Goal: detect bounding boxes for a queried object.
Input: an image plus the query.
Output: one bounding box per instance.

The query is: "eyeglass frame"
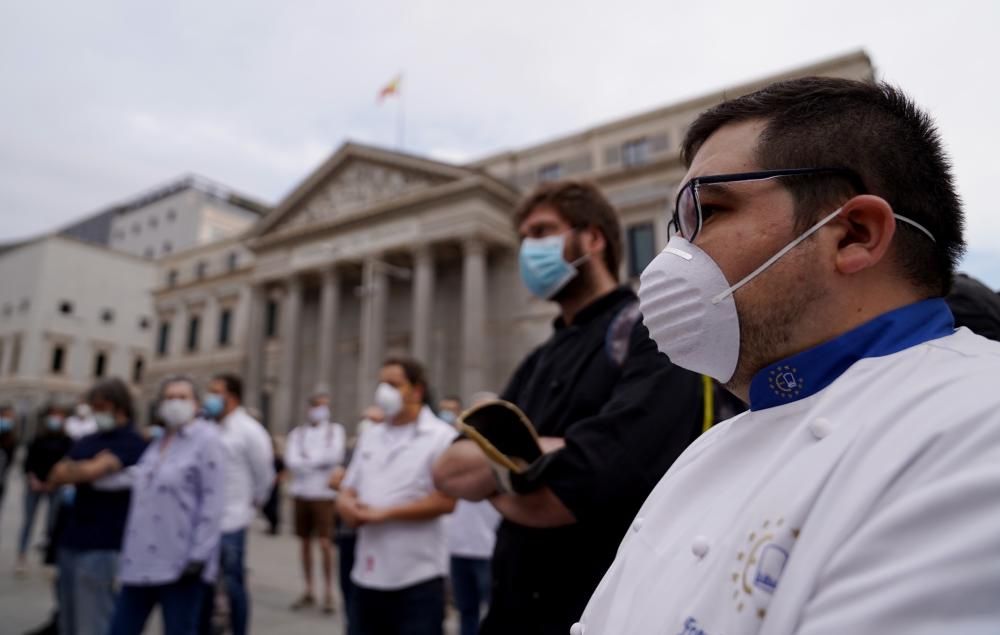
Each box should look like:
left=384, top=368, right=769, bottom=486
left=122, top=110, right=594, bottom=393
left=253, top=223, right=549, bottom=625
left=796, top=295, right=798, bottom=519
left=669, top=167, right=868, bottom=242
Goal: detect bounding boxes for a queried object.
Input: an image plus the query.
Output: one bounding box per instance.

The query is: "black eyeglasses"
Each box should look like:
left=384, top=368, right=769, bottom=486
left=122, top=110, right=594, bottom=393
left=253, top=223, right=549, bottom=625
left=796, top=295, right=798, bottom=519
left=670, top=167, right=866, bottom=241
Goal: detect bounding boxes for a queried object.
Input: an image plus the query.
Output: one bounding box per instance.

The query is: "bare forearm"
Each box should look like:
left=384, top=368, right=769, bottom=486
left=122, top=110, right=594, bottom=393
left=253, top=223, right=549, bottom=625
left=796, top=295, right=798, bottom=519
left=490, top=487, right=576, bottom=528
left=48, top=458, right=112, bottom=485
left=382, top=491, right=456, bottom=522
left=432, top=440, right=497, bottom=500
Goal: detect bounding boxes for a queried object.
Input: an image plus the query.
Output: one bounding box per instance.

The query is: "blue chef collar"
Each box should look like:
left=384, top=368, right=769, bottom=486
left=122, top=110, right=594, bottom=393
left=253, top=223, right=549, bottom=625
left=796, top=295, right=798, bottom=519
left=749, top=298, right=955, bottom=411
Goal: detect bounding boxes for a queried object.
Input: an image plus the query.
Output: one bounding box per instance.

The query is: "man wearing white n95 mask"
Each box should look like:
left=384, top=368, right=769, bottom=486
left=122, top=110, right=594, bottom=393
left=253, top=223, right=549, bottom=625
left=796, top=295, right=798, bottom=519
left=337, top=357, right=457, bottom=635
left=286, top=392, right=346, bottom=614
left=577, top=77, right=1000, bottom=635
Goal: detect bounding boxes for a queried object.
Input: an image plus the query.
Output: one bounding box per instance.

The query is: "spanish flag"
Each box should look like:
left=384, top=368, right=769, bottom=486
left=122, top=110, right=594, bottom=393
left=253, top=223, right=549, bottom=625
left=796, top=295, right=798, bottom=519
left=377, top=75, right=401, bottom=103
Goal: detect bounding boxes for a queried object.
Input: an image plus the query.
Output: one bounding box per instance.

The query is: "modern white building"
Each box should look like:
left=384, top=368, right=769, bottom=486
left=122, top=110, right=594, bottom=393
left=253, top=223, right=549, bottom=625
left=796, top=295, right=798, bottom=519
left=0, top=235, right=157, bottom=434
left=63, top=175, right=267, bottom=260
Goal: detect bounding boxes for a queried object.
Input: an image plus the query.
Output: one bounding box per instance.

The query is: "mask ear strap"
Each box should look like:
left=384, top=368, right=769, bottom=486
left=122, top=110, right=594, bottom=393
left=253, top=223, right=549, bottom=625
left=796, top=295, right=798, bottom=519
left=712, top=207, right=843, bottom=305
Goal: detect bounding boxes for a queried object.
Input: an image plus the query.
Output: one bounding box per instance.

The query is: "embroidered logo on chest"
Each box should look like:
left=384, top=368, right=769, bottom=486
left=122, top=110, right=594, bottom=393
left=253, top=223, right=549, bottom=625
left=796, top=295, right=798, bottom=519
left=730, top=517, right=800, bottom=619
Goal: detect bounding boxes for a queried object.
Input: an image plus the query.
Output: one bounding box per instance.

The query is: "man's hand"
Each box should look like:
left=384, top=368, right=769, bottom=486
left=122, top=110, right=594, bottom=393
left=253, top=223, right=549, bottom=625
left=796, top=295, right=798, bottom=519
left=28, top=474, right=49, bottom=493
left=432, top=439, right=499, bottom=501
left=336, top=490, right=365, bottom=528
left=328, top=466, right=346, bottom=491
left=94, top=450, right=123, bottom=474
left=354, top=505, right=389, bottom=526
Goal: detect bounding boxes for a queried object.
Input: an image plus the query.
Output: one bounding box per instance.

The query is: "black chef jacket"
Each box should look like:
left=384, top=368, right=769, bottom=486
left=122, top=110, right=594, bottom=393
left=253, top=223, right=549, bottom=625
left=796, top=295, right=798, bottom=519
left=480, top=286, right=704, bottom=635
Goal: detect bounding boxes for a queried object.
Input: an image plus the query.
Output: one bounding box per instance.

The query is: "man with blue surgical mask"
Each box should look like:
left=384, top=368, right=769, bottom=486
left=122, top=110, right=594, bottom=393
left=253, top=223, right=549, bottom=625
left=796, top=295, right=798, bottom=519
left=575, top=77, right=1000, bottom=634
left=199, top=374, right=274, bottom=635
left=433, top=181, right=704, bottom=635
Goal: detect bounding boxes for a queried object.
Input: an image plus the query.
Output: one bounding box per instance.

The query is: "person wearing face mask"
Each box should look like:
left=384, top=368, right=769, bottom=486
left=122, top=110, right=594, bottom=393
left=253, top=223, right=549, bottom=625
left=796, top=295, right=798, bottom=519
left=432, top=181, right=704, bottom=635
left=197, top=373, right=274, bottom=635
left=336, top=358, right=458, bottom=635
left=285, top=393, right=346, bottom=614
left=437, top=397, right=462, bottom=426
left=47, top=378, right=148, bottom=635
left=106, top=375, right=224, bottom=635
left=65, top=401, right=98, bottom=441
left=0, top=404, right=19, bottom=540
left=16, top=404, right=73, bottom=574
left=576, top=78, right=1000, bottom=634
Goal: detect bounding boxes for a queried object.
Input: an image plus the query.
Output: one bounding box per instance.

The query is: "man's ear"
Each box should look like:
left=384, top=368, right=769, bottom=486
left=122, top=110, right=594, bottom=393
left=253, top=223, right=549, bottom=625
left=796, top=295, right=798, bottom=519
left=830, top=195, right=897, bottom=276
left=580, top=225, right=606, bottom=257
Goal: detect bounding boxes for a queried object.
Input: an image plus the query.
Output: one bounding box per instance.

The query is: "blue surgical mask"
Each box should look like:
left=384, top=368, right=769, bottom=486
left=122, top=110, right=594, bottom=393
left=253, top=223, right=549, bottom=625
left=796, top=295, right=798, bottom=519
left=203, top=394, right=225, bottom=418
left=518, top=232, right=590, bottom=300
left=440, top=410, right=457, bottom=425
left=94, top=412, right=116, bottom=431
left=149, top=425, right=165, bottom=440
left=46, top=417, right=64, bottom=432
left=0, top=418, right=12, bottom=433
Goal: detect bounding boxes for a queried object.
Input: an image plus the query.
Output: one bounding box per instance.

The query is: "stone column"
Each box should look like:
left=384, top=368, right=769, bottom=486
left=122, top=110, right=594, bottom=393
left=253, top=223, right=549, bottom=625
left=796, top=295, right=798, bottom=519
left=202, top=293, right=219, bottom=352
left=171, top=303, right=188, bottom=358
left=357, top=257, right=388, bottom=413
left=242, top=284, right=266, bottom=412
left=410, top=244, right=435, bottom=365
left=277, top=276, right=303, bottom=432
left=316, top=266, right=341, bottom=395
left=461, top=238, right=488, bottom=402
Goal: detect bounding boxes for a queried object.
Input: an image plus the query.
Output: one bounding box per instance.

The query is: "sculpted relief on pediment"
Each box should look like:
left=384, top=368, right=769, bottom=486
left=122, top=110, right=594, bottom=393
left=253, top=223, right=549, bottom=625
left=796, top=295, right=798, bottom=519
left=279, top=161, right=447, bottom=232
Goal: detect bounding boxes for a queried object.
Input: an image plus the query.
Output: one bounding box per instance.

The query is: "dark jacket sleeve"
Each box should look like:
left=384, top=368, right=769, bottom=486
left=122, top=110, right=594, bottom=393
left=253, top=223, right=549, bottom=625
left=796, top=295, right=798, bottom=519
left=514, top=322, right=704, bottom=523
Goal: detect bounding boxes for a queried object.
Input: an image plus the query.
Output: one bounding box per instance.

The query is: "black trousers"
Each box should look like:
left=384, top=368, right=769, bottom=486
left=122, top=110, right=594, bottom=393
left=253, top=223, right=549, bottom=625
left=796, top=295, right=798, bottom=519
left=355, top=576, right=445, bottom=635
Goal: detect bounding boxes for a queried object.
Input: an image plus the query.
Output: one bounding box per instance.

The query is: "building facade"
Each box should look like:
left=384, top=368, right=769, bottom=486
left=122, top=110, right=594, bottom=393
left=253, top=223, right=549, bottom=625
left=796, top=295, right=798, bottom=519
left=0, top=235, right=156, bottom=435
left=145, top=51, right=875, bottom=433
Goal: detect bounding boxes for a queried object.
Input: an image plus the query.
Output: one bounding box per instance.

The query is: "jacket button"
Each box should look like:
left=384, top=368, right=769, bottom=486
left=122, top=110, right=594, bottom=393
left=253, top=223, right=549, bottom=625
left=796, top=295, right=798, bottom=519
left=810, top=418, right=833, bottom=440
left=691, top=535, right=710, bottom=558
left=632, top=516, right=644, bottom=532
left=570, top=622, right=585, bottom=635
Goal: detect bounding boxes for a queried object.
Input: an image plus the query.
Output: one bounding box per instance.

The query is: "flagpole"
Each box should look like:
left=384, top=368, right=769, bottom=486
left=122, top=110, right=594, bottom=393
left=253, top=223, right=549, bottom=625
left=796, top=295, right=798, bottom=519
left=397, top=77, right=405, bottom=150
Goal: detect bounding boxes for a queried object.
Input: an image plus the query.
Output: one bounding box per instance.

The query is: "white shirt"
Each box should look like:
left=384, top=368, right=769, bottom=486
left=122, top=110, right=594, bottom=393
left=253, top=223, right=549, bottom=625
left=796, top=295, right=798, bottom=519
left=446, top=500, right=501, bottom=559
left=65, top=415, right=97, bottom=440
left=285, top=420, right=346, bottom=500
left=217, top=407, right=275, bottom=533
left=343, top=406, right=458, bottom=590
left=579, top=313, right=1000, bottom=634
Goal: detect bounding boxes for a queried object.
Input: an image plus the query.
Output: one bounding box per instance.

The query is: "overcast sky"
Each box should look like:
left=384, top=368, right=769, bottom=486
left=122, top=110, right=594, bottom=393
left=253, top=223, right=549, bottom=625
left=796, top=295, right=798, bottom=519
left=2, top=0, right=999, bottom=285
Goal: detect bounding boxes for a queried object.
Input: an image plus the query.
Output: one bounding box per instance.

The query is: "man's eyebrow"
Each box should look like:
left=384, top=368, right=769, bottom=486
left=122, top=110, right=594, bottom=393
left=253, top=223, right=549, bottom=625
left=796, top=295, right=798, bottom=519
left=695, top=181, right=741, bottom=199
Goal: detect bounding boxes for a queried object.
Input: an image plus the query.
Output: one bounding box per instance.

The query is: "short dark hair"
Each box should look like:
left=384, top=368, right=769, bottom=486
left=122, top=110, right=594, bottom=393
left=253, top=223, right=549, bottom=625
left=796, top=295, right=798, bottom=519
left=513, top=180, right=623, bottom=278
left=158, top=374, right=201, bottom=404
left=382, top=357, right=433, bottom=406
left=213, top=373, right=243, bottom=402
left=682, top=77, right=964, bottom=295
left=86, top=377, right=135, bottom=422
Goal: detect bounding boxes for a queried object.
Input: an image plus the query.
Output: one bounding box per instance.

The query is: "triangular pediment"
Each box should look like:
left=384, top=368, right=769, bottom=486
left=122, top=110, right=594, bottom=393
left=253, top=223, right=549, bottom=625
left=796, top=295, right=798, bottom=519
left=253, top=142, right=476, bottom=238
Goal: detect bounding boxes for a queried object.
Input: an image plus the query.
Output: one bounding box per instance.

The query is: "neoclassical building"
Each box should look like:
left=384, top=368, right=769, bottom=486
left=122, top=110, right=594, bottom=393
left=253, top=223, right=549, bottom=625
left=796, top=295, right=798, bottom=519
left=145, top=51, right=874, bottom=432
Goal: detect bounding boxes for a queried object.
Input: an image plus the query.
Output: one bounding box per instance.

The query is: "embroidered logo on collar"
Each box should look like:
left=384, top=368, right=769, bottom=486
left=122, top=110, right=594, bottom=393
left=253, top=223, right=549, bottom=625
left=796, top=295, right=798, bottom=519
left=768, top=366, right=803, bottom=399
left=731, top=518, right=800, bottom=620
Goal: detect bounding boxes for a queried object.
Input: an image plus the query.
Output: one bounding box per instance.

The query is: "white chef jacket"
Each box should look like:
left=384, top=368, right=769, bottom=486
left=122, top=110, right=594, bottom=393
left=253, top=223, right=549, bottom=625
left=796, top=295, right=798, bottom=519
left=217, top=407, right=275, bottom=533
left=342, top=406, right=458, bottom=590
left=578, top=299, right=1000, bottom=635
left=447, top=500, right=501, bottom=560
left=285, top=419, right=346, bottom=500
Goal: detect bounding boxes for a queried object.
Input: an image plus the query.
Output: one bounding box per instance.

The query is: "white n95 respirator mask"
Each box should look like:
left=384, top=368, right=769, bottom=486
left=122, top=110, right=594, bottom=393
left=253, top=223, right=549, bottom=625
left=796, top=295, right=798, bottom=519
left=638, top=207, right=864, bottom=382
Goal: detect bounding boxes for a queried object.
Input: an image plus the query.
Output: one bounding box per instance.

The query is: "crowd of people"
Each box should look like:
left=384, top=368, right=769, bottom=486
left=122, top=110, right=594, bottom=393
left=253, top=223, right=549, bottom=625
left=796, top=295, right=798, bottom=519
left=2, top=75, right=1000, bottom=635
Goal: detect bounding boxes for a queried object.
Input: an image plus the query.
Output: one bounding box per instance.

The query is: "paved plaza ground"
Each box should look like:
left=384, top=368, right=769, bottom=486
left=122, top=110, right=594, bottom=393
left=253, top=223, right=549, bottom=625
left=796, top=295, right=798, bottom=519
left=0, top=461, right=460, bottom=634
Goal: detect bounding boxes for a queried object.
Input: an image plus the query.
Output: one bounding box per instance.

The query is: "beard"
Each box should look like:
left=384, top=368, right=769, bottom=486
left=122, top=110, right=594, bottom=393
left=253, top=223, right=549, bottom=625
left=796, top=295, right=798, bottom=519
left=725, top=236, right=828, bottom=392
left=550, top=232, right=594, bottom=304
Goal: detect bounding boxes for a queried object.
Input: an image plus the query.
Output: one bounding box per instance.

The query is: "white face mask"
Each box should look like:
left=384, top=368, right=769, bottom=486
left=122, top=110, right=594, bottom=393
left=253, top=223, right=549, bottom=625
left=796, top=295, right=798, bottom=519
left=308, top=405, right=330, bottom=424
left=158, top=398, right=196, bottom=429
left=374, top=383, right=403, bottom=418
left=639, top=207, right=849, bottom=382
